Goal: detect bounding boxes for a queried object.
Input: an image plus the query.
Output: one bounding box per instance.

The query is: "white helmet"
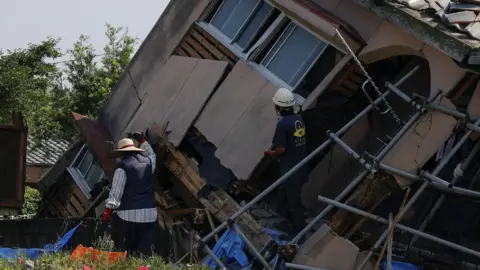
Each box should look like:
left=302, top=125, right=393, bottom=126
left=272, top=88, right=295, bottom=108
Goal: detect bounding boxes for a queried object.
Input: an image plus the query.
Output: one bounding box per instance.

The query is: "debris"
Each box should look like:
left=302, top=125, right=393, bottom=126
left=293, top=224, right=359, bottom=270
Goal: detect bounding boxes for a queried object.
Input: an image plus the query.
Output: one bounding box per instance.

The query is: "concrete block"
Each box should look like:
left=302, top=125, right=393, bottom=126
left=294, top=224, right=359, bottom=270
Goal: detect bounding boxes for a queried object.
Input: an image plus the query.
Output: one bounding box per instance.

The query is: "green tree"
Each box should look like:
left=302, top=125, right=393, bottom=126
left=0, top=24, right=137, bottom=144
left=65, top=24, right=137, bottom=119
left=0, top=39, right=63, bottom=140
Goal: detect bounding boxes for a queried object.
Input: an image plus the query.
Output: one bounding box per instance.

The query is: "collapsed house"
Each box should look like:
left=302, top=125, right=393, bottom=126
left=36, top=0, right=480, bottom=268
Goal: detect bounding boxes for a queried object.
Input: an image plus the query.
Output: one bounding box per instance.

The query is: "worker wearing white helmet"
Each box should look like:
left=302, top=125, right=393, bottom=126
left=264, top=88, right=308, bottom=235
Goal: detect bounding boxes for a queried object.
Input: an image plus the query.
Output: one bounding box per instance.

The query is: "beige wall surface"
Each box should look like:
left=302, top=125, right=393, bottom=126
left=99, top=0, right=210, bottom=141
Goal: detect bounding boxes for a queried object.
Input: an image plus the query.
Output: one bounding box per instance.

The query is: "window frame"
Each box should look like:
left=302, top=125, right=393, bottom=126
left=67, top=144, right=105, bottom=199
left=207, top=0, right=277, bottom=55
left=199, top=0, right=347, bottom=105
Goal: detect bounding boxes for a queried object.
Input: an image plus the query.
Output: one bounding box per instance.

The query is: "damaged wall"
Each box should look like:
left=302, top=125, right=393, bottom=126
left=99, top=0, right=210, bottom=141
left=195, top=61, right=278, bottom=180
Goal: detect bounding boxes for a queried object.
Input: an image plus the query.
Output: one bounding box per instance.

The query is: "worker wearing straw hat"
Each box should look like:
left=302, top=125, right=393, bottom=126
left=103, top=132, right=158, bottom=257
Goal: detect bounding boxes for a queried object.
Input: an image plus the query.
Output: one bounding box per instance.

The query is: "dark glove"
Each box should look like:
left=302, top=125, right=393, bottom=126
left=127, top=132, right=145, bottom=144
left=103, top=208, right=112, bottom=222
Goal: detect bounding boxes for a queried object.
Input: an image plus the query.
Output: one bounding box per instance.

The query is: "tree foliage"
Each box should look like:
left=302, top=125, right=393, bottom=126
left=0, top=24, right=137, bottom=142
left=22, top=186, right=41, bottom=215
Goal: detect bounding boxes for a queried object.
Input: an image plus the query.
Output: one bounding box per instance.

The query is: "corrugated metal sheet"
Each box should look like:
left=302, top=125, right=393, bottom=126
left=26, top=138, right=70, bottom=166
left=0, top=112, right=27, bottom=209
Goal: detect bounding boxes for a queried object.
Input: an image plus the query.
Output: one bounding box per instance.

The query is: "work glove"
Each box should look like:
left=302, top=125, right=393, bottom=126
left=127, top=132, right=146, bottom=145
left=264, top=149, right=273, bottom=156
left=103, top=208, right=112, bottom=222
left=454, top=163, right=463, bottom=178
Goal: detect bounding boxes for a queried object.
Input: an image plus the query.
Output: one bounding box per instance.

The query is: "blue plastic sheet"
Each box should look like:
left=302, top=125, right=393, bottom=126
left=204, top=227, right=289, bottom=270
left=381, top=261, right=423, bottom=270
left=204, top=228, right=249, bottom=270
left=0, top=224, right=80, bottom=260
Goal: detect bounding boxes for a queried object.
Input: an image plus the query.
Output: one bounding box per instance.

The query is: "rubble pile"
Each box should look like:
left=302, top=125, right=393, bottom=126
left=396, top=0, right=480, bottom=39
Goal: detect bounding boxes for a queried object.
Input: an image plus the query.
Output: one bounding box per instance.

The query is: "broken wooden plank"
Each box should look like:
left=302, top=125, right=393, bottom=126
left=151, top=122, right=273, bottom=249
left=200, top=190, right=273, bottom=249
left=152, top=123, right=207, bottom=196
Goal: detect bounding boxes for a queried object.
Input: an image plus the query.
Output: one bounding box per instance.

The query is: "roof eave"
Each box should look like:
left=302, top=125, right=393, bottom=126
left=351, top=0, right=476, bottom=63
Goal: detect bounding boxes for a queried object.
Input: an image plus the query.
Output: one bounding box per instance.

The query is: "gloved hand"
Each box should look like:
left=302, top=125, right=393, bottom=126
left=127, top=132, right=145, bottom=144
left=103, top=208, right=112, bottom=222
left=264, top=150, right=273, bottom=156
left=454, top=163, right=463, bottom=178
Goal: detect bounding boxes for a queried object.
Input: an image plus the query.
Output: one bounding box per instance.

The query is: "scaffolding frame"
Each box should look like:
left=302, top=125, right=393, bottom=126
left=195, top=66, right=480, bottom=269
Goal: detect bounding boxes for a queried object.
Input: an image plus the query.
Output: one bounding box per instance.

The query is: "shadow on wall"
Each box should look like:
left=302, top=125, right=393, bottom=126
left=301, top=55, right=431, bottom=211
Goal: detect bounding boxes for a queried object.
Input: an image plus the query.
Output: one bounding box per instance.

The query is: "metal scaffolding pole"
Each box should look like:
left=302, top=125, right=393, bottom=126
left=326, top=129, right=480, bottom=199
left=289, top=85, right=439, bottom=244
left=231, top=223, right=272, bottom=270
left=196, top=67, right=419, bottom=269
left=317, top=195, right=480, bottom=259
left=200, top=90, right=393, bottom=246
left=356, top=118, right=479, bottom=270
left=195, top=234, right=227, bottom=269
left=407, top=139, right=480, bottom=250
left=285, top=263, right=329, bottom=270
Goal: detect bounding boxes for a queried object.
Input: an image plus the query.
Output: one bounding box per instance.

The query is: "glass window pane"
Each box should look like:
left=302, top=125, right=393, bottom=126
left=210, top=0, right=238, bottom=30
left=78, top=151, right=93, bottom=177
left=85, top=163, right=103, bottom=189
left=235, top=2, right=273, bottom=49
left=211, top=0, right=258, bottom=39
left=261, top=23, right=327, bottom=87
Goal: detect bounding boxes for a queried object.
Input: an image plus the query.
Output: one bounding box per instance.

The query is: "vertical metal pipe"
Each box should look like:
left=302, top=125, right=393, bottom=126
left=290, top=91, right=441, bottom=244
left=356, top=119, right=478, bottom=269
left=195, top=234, right=227, bottom=269
left=232, top=223, right=272, bottom=270
left=317, top=195, right=480, bottom=259
left=408, top=141, right=480, bottom=249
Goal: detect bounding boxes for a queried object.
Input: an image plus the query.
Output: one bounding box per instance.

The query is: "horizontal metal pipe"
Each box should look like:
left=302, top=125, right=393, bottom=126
left=408, top=141, right=480, bottom=250
left=358, top=118, right=477, bottom=269
left=200, top=90, right=393, bottom=244
left=428, top=102, right=467, bottom=119
left=317, top=195, right=480, bottom=259
left=285, top=263, right=329, bottom=270
left=327, top=131, right=373, bottom=171
left=291, top=92, right=439, bottom=243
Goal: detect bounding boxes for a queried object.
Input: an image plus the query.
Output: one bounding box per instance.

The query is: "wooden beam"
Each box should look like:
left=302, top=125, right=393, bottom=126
left=150, top=122, right=273, bottom=249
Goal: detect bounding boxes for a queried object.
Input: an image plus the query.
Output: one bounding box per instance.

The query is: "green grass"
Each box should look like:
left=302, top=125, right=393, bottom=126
left=0, top=253, right=207, bottom=270
left=0, top=233, right=207, bottom=270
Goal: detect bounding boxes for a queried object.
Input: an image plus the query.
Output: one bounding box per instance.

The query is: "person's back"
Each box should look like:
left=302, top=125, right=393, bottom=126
left=117, top=153, right=155, bottom=211
left=275, top=114, right=308, bottom=180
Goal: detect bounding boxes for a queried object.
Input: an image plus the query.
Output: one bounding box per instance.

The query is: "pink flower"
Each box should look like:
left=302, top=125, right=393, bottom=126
left=83, top=265, right=93, bottom=270
left=138, top=266, right=149, bottom=270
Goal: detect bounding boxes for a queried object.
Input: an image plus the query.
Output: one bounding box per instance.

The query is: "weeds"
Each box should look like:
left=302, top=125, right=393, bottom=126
left=0, top=233, right=207, bottom=270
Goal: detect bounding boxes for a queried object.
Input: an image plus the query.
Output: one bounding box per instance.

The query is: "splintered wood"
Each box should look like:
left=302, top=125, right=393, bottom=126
left=150, top=123, right=272, bottom=249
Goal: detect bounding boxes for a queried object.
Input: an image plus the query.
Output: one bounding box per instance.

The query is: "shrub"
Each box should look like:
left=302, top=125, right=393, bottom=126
left=22, top=187, right=41, bottom=215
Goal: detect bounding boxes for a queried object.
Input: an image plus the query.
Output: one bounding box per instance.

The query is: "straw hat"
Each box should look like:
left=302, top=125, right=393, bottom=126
left=113, top=138, right=145, bottom=153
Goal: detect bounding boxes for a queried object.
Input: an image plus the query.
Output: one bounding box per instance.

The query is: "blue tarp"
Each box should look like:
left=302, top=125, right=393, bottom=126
left=381, top=261, right=423, bottom=270
left=204, top=227, right=288, bottom=270
left=0, top=224, right=80, bottom=260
